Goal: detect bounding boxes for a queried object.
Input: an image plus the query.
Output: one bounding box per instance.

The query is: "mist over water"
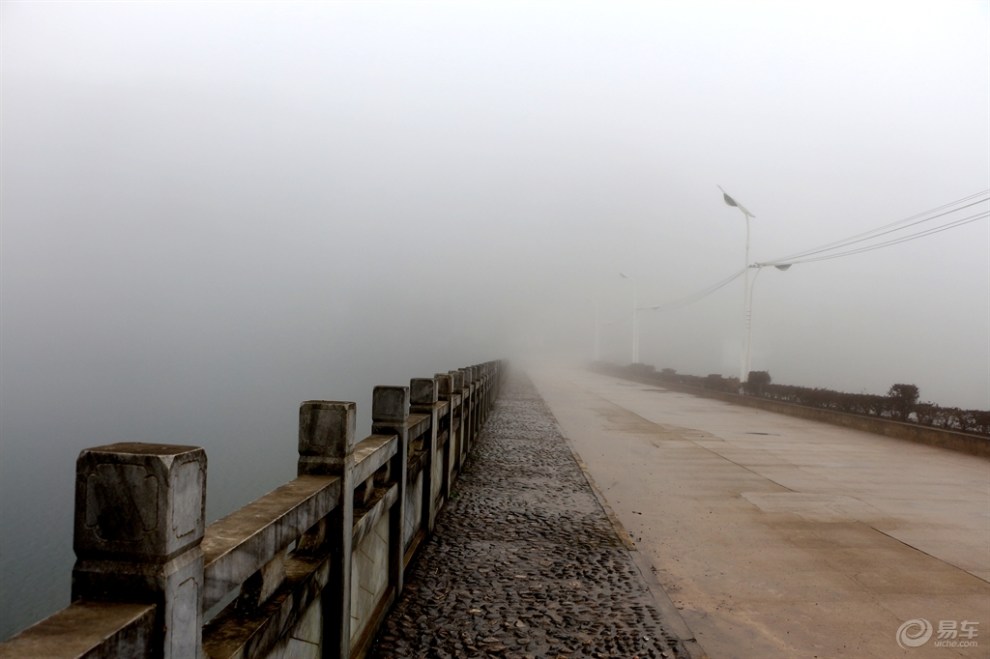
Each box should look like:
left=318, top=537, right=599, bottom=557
left=2, top=1, right=988, bottom=640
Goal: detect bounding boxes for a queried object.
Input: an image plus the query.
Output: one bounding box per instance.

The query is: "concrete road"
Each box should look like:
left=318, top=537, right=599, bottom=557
left=529, top=367, right=990, bottom=659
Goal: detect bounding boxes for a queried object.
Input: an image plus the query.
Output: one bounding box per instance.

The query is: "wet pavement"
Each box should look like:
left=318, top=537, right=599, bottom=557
left=370, top=372, right=698, bottom=659
left=529, top=367, right=990, bottom=659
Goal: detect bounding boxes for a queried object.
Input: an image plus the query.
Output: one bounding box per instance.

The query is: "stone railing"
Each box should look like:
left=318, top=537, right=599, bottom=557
left=0, top=360, right=503, bottom=659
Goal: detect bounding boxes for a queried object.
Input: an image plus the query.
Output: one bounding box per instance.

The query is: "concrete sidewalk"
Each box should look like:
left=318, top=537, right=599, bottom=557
left=371, top=371, right=703, bottom=658
left=530, top=367, right=990, bottom=659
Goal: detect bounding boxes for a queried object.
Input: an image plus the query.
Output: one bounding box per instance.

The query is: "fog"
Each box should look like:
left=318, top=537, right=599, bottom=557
left=1, top=0, right=988, bottom=638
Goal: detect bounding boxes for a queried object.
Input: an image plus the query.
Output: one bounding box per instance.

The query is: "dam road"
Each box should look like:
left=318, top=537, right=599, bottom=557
left=530, top=367, right=989, bottom=658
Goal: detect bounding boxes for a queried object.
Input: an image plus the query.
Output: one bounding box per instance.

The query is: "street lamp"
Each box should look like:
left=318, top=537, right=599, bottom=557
left=593, top=295, right=601, bottom=361
left=619, top=272, right=639, bottom=364
left=718, top=185, right=757, bottom=383
left=742, top=262, right=792, bottom=386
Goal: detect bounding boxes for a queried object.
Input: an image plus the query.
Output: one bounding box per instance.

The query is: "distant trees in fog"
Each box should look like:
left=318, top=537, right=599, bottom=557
left=887, top=384, right=920, bottom=421
left=601, top=362, right=990, bottom=436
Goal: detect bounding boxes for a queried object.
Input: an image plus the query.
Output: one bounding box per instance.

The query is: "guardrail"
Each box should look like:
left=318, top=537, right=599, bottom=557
left=0, top=360, right=503, bottom=659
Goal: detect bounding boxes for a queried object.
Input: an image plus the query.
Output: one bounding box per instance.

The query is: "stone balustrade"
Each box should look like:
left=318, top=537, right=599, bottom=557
left=0, top=360, right=503, bottom=659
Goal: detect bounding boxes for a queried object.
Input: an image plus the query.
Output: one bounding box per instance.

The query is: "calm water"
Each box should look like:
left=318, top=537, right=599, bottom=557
left=0, top=411, right=299, bottom=640
left=0, top=362, right=429, bottom=640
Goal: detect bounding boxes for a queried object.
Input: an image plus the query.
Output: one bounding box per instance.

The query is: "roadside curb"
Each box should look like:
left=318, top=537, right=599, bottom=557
left=556, top=421, right=709, bottom=659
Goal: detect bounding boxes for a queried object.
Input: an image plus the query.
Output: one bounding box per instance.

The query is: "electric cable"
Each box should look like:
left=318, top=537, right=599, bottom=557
left=642, top=267, right=748, bottom=312
left=763, top=190, right=989, bottom=265
left=773, top=211, right=989, bottom=265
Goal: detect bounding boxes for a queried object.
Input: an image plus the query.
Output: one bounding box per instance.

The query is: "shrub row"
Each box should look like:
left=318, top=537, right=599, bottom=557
left=594, top=362, right=990, bottom=437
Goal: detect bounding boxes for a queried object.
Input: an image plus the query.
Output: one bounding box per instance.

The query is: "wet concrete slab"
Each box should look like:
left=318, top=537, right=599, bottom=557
left=530, top=367, right=990, bottom=659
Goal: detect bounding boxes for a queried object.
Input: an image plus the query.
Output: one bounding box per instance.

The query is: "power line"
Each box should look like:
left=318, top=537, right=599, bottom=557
left=763, top=190, right=989, bottom=265
left=768, top=197, right=988, bottom=263
left=774, top=210, right=989, bottom=265
left=642, top=267, right=747, bottom=312
left=638, top=190, right=988, bottom=314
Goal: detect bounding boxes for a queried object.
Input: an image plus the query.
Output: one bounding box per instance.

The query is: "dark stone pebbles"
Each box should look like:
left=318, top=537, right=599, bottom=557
left=370, top=372, right=685, bottom=659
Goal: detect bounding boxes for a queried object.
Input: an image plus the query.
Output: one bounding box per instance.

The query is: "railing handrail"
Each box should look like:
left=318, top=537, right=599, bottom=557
left=0, top=360, right=504, bottom=659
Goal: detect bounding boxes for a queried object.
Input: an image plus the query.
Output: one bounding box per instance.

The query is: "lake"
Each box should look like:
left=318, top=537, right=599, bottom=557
left=0, top=357, right=461, bottom=640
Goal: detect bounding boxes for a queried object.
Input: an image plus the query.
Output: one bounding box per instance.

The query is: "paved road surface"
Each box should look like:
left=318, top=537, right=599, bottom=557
left=530, top=367, right=989, bottom=659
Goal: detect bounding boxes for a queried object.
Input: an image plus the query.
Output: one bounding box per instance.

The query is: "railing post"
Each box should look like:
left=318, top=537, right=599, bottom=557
left=465, top=367, right=477, bottom=450
left=476, top=365, right=484, bottom=422
left=410, top=377, right=439, bottom=534
left=483, top=363, right=492, bottom=420
left=471, top=366, right=485, bottom=438
left=449, top=370, right=466, bottom=471
left=489, top=363, right=495, bottom=411
left=72, top=443, right=206, bottom=659
left=298, top=400, right=355, bottom=659
left=478, top=363, right=490, bottom=425
left=435, top=373, right=455, bottom=504
left=473, top=366, right=481, bottom=436
left=372, top=386, right=410, bottom=596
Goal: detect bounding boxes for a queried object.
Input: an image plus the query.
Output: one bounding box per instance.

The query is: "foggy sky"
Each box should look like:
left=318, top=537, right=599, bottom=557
left=0, top=0, right=988, bottom=634
left=4, top=1, right=989, bottom=409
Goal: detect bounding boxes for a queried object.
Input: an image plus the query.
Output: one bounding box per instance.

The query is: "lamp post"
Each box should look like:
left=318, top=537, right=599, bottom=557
left=742, top=262, right=792, bottom=386
left=593, top=296, right=601, bottom=361
left=619, top=272, right=639, bottom=364
left=718, top=185, right=756, bottom=384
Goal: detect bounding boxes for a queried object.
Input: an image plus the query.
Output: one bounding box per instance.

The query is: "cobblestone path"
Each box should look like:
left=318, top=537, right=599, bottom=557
left=370, top=372, right=691, bottom=658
